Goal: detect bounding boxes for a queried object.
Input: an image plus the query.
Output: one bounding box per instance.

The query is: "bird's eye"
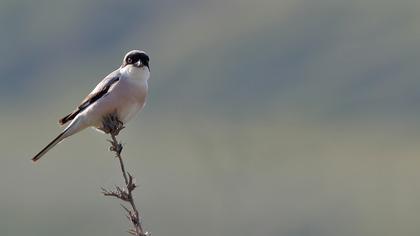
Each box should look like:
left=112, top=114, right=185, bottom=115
left=127, top=57, right=132, bottom=63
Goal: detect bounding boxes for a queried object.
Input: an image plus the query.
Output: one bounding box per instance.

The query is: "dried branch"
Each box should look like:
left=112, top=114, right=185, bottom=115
left=101, top=112, right=150, bottom=236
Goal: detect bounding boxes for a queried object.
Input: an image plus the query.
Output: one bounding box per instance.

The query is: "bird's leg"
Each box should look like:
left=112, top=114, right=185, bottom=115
left=102, top=111, right=125, bottom=136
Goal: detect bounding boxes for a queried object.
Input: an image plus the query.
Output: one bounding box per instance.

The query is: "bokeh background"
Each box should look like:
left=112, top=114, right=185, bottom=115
left=1, top=0, right=420, bottom=235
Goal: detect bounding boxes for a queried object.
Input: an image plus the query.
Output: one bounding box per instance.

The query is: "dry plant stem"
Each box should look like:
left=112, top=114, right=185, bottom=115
left=101, top=113, right=149, bottom=236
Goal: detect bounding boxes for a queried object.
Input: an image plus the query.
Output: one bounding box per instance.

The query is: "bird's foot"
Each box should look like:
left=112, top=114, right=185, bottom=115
left=102, top=112, right=125, bottom=136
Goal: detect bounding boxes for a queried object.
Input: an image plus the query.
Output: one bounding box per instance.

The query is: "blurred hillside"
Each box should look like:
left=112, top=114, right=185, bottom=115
left=2, top=1, right=420, bottom=236
left=2, top=0, right=420, bottom=121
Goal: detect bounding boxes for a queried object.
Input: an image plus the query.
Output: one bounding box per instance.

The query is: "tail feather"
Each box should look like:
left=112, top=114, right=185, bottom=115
left=32, top=131, right=66, bottom=162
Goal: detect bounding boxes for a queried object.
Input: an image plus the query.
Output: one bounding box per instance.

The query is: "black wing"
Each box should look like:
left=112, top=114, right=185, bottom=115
left=59, top=74, right=119, bottom=125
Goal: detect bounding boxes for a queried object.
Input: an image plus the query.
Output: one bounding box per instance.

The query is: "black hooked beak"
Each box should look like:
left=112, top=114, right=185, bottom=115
left=144, top=60, right=150, bottom=71
left=135, top=60, right=150, bottom=71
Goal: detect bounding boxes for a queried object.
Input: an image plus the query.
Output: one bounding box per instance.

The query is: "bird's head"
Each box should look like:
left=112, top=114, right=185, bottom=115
left=121, top=50, right=150, bottom=71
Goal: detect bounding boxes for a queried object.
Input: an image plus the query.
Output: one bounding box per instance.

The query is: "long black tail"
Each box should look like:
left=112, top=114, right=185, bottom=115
left=32, top=131, right=66, bottom=162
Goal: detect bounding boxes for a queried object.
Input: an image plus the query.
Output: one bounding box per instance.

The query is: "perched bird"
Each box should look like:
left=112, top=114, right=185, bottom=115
left=32, top=50, right=150, bottom=162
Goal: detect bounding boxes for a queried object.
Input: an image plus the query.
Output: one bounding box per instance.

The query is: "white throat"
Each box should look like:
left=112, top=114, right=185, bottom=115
left=120, top=65, right=150, bottom=82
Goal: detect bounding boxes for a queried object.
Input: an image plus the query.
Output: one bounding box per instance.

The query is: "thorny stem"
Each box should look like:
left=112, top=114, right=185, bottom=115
left=110, top=133, right=129, bottom=185
left=101, top=112, right=149, bottom=236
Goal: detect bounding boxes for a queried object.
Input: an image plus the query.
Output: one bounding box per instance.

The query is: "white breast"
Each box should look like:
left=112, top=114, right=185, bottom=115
left=117, top=66, right=150, bottom=122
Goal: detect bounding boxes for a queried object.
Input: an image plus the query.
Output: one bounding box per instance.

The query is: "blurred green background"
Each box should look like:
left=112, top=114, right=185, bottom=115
left=2, top=0, right=420, bottom=235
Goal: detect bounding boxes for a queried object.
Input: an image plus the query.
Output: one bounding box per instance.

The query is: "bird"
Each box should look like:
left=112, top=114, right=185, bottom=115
left=32, top=50, right=150, bottom=162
